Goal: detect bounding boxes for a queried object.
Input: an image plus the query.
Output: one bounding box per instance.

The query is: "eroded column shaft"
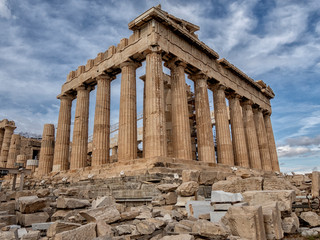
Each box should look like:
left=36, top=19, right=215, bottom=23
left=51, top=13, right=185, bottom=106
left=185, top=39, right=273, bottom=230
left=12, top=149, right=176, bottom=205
left=229, top=95, right=249, bottom=167
left=70, top=86, right=90, bottom=169
left=193, top=75, right=215, bottom=162
left=213, top=85, right=234, bottom=166
left=144, top=50, right=167, bottom=158
left=38, top=124, right=55, bottom=175
left=242, top=101, right=262, bottom=169
left=170, top=63, right=192, bottom=160
left=253, top=107, right=272, bottom=171
left=0, top=129, right=4, bottom=153
left=118, top=62, right=140, bottom=162
left=264, top=113, right=280, bottom=172
left=0, top=126, right=15, bottom=167
left=6, top=134, right=21, bottom=168
left=52, top=95, right=72, bottom=171
left=92, top=75, right=111, bottom=166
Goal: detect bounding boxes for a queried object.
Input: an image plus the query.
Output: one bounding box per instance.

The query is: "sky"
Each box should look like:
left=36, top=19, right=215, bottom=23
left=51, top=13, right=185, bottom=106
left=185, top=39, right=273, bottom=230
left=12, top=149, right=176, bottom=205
left=0, top=0, right=320, bottom=173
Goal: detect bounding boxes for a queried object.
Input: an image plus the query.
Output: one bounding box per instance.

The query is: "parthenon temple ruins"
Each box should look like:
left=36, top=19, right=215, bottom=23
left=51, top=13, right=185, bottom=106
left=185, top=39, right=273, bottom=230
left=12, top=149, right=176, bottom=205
left=49, top=5, right=279, bottom=175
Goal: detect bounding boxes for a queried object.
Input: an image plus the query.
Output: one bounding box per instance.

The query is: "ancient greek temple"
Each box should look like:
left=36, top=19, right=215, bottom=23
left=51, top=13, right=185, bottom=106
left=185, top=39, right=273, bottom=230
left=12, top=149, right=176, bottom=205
left=51, top=6, right=280, bottom=173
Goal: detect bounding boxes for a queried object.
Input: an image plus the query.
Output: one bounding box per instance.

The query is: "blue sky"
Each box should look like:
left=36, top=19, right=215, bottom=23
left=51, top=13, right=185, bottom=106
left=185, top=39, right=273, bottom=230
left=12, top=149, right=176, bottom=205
left=0, top=0, right=320, bottom=173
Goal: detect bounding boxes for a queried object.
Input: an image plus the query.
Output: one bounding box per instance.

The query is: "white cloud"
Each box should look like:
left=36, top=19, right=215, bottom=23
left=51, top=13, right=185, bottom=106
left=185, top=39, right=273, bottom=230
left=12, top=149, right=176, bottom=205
left=0, top=0, right=12, bottom=19
left=277, top=145, right=311, bottom=157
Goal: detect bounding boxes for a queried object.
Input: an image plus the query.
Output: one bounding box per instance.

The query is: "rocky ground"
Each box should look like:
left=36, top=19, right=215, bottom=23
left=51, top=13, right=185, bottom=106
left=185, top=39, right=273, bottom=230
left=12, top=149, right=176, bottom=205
left=0, top=168, right=320, bottom=239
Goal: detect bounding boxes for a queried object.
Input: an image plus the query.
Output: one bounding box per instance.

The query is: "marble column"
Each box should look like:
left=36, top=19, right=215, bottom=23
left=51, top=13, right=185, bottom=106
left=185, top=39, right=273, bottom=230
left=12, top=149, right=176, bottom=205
left=0, top=126, right=15, bottom=167
left=228, top=94, right=249, bottom=168
left=70, top=86, right=90, bottom=169
left=264, top=112, right=280, bottom=172
left=166, top=60, right=192, bottom=160
left=6, top=134, right=21, bottom=168
left=118, top=62, right=141, bottom=162
left=92, top=75, right=113, bottom=166
left=242, top=100, right=262, bottom=169
left=191, top=73, right=215, bottom=162
left=144, top=49, right=167, bottom=158
left=38, top=124, right=55, bottom=175
left=253, top=107, right=272, bottom=171
left=213, top=84, right=234, bottom=166
left=52, top=94, right=72, bottom=172
left=0, top=128, right=4, bottom=153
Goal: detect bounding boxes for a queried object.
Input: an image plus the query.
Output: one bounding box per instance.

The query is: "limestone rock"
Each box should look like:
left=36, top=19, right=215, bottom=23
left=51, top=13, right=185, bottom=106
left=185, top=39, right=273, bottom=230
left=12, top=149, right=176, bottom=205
left=176, top=181, right=199, bottom=197
left=182, top=170, right=199, bottom=182
left=36, top=189, right=50, bottom=198
left=54, top=222, right=96, bottom=240
left=222, top=205, right=266, bottom=240
left=282, top=212, right=299, bottom=233
left=160, top=234, right=194, bottom=240
left=176, top=196, right=195, bottom=207
left=164, top=192, right=177, bottom=205
left=261, top=202, right=284, bottom=240
left=21, top=230, right=40, bottom=240
left=300, top=211, right=320, bottom=227
left=57, top=197, right=90, bottom=209
left=17, top=211, right=49, bottom=227
left=301, top=228, right=318, bottom=237
left=157, top=184, right=179, bottom=193
left=47, top=221, right=81, bottom=237
left=96, top=220, right=113, bottom=237
left=212, top=177, right=263, bottom=193
left=191, top=219, right=227, bottom=238
left=211, top=190, right=243, bottom=203
left=17, top=196, right=47, bottom=213
left=148, top=218, right=166, bottom=229
left=92, top=196, right=116, bottom=209
left=115, top=224, right=136, bottom=235
left=0, top=214, right=16, bottom=226
left=80, top=206, right=120, bottom=223
left=174, top=223, right=192, bottom=233
left=199, top=171, right=218, bottom=185
left=0, top=231, right=16, bottom=240
left=120, top=210, right=140, bottom=221
left=242, top=190, right=295, bottom=212
left=263, top=177, right=300, bottom=195
left=136, top=220, right=156, bottom=235
left=0, top=201, right=16, bottom=214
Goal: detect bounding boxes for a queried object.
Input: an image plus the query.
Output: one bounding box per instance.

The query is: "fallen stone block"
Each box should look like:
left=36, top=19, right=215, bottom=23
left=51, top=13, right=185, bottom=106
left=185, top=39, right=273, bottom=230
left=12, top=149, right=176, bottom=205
left=16, top=211, right=49, bottom=227
left=185, top=201, right=214, bottom=218
left=300, top=211, right=320, bottom=227
left=0, top=231, right=16, bottom=240
left=242, top=190, right=295, bottom=212
left=222, top=205, right=266, bottom=240
left=191, top=219, right=227, bottom=238
left=212, top=177, right=263, bottom=193
left=47, top=221, right=81, bottom=237
left=213, top=203, right=232, bottom=211
left=211, top=191, right=243, bottom=203
left=263, top=177, right=300, bottom=195
left=18, top=228, right=28, bottom=238
left=31, top=222, right=54, bottom=231
left=54, top=222, right=96, bottom=240
left=21, top=230, right=40, bottom=240
left=136, top=220, right=156, bottom=235
left=96, top=219, right=113, bottom=237
left=161, top=234, right=195, bottom=240
left=282, top=212, right=299, bottom=233
left=262, top=202, right=283, bottom=240
left=182, top=170, right=200, bottom=182
left=0, top=214, right=16, bottom=226
left=0, top=200, right=16, bottom=214
left=17, top=196, right=47, bottom=213
left=210, top=211, right=227, bottom=223
left=164, top=192, right=177, bottom=205
left=80, top=206, right=120, bottom=223
left=120, top=210, right=140, bottom=221
left=157, top=183, right=179, bottom=193
left=312, top=171, right=320, bottom=198
left=174, top=223, right=192, bottom=233
left=176, top=196, right=196, bottom=207
left=115, top=224, right=136, bottom=235
left=92, top=196, right=116, bottom=209
left=199, top=171, right=218, bottom=185
left=301, top=228, right=319, bottom=237
left=57, top=197, right=90, bottom=209
left=176, top=181, right=199, bottom=197
left=36, top=188, right=50, bottom=198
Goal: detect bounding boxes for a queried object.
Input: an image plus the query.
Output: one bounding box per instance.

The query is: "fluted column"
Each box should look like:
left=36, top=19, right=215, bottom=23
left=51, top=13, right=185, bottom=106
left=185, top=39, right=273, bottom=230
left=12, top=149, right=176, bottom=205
left=242, top=100, right=262, bottom=169
left=191, top=74, right=215, bottom=162
left=213, top=84, right=234, bottom=166
left=253, top=107, right=272, bottom=171
left=92, top=75, right=113, bottom=166
left=166, top=60, right=192, bottom=160
left=264, top=112, right=280, bottom=172
left=0, top=129, right=4, bottom=153
left=118, top=62, right=141, bottom=162
left=38, top=124, right=55, bottom=175
left=0, top=126, right=15, bottom=167
left=144, top=49, right=167, bottom=158
left=70, top=86, right=90, bottom=169
left=6, top=134, right=21, bottom=168
left=52, top=94, right=72, bottom=172
left=228, top=93, right=249, bottom=168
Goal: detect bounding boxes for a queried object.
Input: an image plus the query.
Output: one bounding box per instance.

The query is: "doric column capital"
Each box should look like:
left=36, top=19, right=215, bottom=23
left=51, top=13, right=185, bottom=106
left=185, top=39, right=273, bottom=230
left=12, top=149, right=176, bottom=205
left=252, top=105, right=262, bottom=113
left=164, top=57, right=187, bottom=70
left=145, top=45, right=162, bottom=55
left=226, top=92, right=242, bottom=100
left=96, top=74, right=116, bottom=82
left=120, top=61, right=142, bottom=69
left=263, top=109, right=272, bottom=116
left=58, top=93, right=73, bottom=101
left=4, top=125, right=16, bottom=131
left=212, top=83, right=227, bottom=92
left=241, top=99, right=254, bottom=106
left=188, top=72, right=208, bottom=81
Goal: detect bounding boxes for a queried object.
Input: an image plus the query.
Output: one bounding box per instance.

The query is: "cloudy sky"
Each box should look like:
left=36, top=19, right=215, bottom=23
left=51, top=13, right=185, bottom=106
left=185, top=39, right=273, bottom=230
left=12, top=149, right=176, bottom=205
left=0, top=0, right=319, bottom=173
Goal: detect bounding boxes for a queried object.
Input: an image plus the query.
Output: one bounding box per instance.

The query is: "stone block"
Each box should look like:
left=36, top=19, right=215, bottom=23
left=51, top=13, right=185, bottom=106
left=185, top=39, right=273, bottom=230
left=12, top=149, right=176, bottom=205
left=160, top=234, right=194, bottom=240
left=199, top=171, right=218, bottom=185
left=120, top=210, right=140, bottom=221
left=182, top=170, right=200, bottom=182
left=210, top=211, right=227, bottom=223
left=242, top=190, right=295, bottom=212
left=21, top=230, right=40, bottom=240
left=263, top=177, right=300, bottom=195
left=185, top=201, right=214, bottom=218
left=164, top=192, right=177, bottom=205
left=213, top=203, right=232, bottom=211
left=136, top=220, right=156, bottom=235
left=174, top=223, right=192, bottom=233
left=191, top=219, right=227, bottom=238
left=17, top=196, right=47, bottom=213
left=16, top=211, right=49, bottom=227
left=211, top=191, right=243, bottom=203
left=212, top=177, right=263, bottom=193
left=282, top=212, right=299, bottom=233
left=312, top=171, right=320, bottom=198
left=157, top=183, right=179, bottom=193
left=57, top=197, right=90, bottom=209
left=176, top=181, right=199, bottom=197
left=54, top=222, right=96, bottom=240
left=176, top=196, right=195, bottom=207
left=0, top=231, right=16, bottom=240
left=18, top=228, right=28, bottom=238
left=261, top=202, right=284, bottom=240
left=80, top=206, right=120, bottom=223
left=31, top=222, right=54, bottom=231
left=0, top=214, right=16, bottom=226
left=92, top=196, right=116, bottom=209
left=36, top=189, right=50, bottom=198
left=96, top=220, right=113, bottom=237
left=0, top=200, right=16, bottom=214
left=300, top=211, right=320, bottom=227
left=47, top=221, right=81, bottom=237
left=115, top=224, right=136, bottom=235
left=222, top=205, right=266, bottom=240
